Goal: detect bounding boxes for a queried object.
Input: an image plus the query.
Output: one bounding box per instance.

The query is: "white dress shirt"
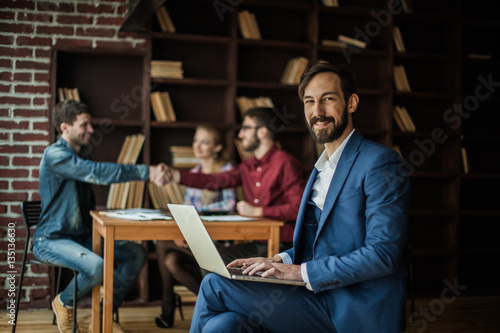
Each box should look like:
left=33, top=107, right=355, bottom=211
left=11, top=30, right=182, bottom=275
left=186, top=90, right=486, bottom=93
left=278, top=129, right=355, bottom=290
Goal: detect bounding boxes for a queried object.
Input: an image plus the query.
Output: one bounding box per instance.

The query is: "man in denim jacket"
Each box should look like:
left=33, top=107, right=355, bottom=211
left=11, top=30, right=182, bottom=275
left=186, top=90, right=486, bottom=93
left=33, top=100, right=167, bottom=333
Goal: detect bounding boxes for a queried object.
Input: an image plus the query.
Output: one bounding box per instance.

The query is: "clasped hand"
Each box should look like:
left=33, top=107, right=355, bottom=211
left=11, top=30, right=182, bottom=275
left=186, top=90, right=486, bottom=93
left=149, top=163, right=176, bottom=187
left=227, top=257, right=303, bottom=282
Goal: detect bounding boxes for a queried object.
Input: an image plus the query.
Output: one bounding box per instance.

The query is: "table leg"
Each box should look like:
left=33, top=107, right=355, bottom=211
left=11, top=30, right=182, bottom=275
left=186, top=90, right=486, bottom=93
left=91, top=220, right=101, bottom=333
left=102, top=226, right=115, bottom=333
left=268, top=225, right=280, bottom=257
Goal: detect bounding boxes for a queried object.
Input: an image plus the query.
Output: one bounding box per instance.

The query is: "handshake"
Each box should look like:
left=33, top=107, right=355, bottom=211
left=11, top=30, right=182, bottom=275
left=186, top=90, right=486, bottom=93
left=148, top=163, right=179, bottom=187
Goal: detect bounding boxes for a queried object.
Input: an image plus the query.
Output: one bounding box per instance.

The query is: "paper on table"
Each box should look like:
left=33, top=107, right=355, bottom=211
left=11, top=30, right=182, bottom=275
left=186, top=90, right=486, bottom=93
left=200, top=215, right=257, bottom=222
left=100, top=208, right=172, bottom=221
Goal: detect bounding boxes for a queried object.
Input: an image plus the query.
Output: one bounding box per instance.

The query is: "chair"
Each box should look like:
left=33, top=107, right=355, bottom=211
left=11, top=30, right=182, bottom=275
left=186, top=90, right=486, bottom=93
left=12, top=200, right=78, bottom=333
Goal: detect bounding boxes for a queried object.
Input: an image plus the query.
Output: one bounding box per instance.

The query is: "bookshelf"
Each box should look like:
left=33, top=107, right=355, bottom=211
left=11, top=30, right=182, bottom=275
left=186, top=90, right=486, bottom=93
left=48, top=0, right=499, bottom=306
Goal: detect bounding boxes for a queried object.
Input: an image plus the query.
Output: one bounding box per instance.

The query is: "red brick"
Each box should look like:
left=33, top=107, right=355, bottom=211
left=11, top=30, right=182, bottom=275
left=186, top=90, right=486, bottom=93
left=0, top=96, right=30, bottom=105
left=76, top=27, right=115, bottom=38
left=32, top=193, right=41, bottom=201
left=1, top=0, right=35, bottom=10
left=13, top=108, right=47, bottom=117
left=15, top=85, right=50, bottom=94
left=0, top=34, right=14, bottom=45
left=35, top=48, right=51, bottom=58
left=0, top=145, right=29, bottom=154
left=0, top=181, right=8, bottom=189
left=33, top=97, right=50, bottom=106
left=0, top=109, right=9, bottom=117
left=29, top=286, right=50, bottom=299
left=0, top=23, right=34, bottom=34
left=16, top=36, right=52, bottom=47
left=0, top=59, right=13, bottom=69
left=16, top=60, right=50, bottom=71
left=23, top=275, right=50, bottom=287
left=0, top=156, right=9, bottom=165
left=117, top=4, right=128, bottom=15
left=17, top=12, right=52, bottom=23
left=0, top=46, right=32, bottom=58
left=37, top=1, right=63, bottom=12
left=0, top=205, right=7, bottom=214
left=19, top=298, right=50, bottom=310
left=95, top=16, right=125, bottom=26
left=11, top=204, right=22, bottom=215
left=53, top=38, right=92, bottom=49
left=13, top=72, right=32, bottom=82
left=59, top=2, right=76, bottom=13
left=34, top=72, right=50, bottom=82
left=12, top=181, right=39, bottom=190
left=0, top=11, right=16, bottom=20
left=12, top=157, right=41, bottom=166
left=31, top=168, right=40, bottom=178
left=0, top=84, right=9, bottom=93
left=13, top=133, right=49, bottom=142
left=77, top=3, right=115, bottom=14
left=30, top=265, right=49, bottom=274
left=0, top=121, right=29, bottom=130
left=0, top=72, right=12, bottom=81
left=33, top=121, right=49, bottom=131
left=0, top=169, right=29, bottom=178
left=36, top=25, right=73, bottom=36
left=0, top=192, right=28, bottom=202
left=0, top=133, right=8, bottom=140
left=57, top=14, right=93, bottom=25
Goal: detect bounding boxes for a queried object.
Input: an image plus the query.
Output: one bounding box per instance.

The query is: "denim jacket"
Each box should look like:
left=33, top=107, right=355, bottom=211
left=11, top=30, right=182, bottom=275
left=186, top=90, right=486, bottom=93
left=34, top=137, right=149, bottom=241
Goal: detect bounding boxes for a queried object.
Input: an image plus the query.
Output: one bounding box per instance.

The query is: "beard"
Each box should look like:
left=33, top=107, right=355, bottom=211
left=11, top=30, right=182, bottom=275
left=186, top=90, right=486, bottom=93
left=242, top=133, right=260, bottom=152
left=307, top=106, right=348, bottom=144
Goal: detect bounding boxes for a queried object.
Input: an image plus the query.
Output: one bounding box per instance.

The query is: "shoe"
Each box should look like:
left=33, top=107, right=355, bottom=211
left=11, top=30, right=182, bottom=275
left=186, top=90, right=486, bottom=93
left=155, top=293, right=183, bottom=328
left=52, top=293, right=81, bottom=333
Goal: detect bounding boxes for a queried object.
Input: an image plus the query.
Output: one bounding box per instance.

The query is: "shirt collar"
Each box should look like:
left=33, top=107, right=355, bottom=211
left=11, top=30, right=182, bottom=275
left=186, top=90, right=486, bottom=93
left=249, top=144, right=278, bottom=167
left=314, top=129, right=355, bottom=172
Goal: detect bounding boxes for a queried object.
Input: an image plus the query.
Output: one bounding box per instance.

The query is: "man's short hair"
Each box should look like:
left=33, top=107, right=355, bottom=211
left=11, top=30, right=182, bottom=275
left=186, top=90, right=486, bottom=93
left=53, top=100, right=90, bottom=133
left=298, top=62, right=357, bottom=105
left=244, top=107, right=277, bottom=141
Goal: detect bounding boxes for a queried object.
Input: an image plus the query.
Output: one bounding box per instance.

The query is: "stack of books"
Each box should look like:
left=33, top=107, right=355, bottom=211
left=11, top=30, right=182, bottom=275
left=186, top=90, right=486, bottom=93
left=106, top=134, right=146, bottom=209
left=280, top=57, right=309, bottom=85
left=393, top=27, right=406, bottom=52
left=337, top=34, right=367, bottom=49
left=57, top=87, right=80, bottom=102
left=170, top=146, right=200, bottom=169
left=150, top=91, right=176, bottom=122
left=148, top=182, right=185, bottom=210
left=393, top=105, right=416, bottom=132
left=393, top=65, right=411, bottom=91
left=237, top=10, right=261, bottom=39
left=150, top=60, right=184, bottom=79
left=322, top=0, right=339, bottom=6
left=155, top=6, right=175, bottom=33
left=235, top=96, right=274, bottom=119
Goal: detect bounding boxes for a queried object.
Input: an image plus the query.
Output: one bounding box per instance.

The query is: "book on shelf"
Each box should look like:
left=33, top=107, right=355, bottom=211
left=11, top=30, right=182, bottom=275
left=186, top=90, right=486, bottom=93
left=392, top=145, right=403, bottom=156
left=461, top=147, right=470, bottom=174
left=467, top=53, right=492, bottom=60
left=393, top=105, right=416, bottom=132
left=322, top=0, right=339, bottom=7
left=150, top=60, right=184, bottom=79
left=148, top=182, right=185, bottom=210
left=236, top=96, right=274, bottom=119
left=337, top=34, right=367, bottom=49
left=237, top=10, right=261, bottom=40
left=393, top=65, right=411, bottom=92
left=57, top=87, right=80, bottom=102
left=280, top=57, right=309, bottom=85
left=170, top=146, right=201, bottom=168
left=155, top=6, right=175, bottom=33
left=234, top=139, right=254, bottom=161
left=393, top=26, right=406, bottom=52
left=321, top=39, right=347, bottom=48
left=106, top=134, right=146, bottom=209
left=150, top=91, right=176, bottom=122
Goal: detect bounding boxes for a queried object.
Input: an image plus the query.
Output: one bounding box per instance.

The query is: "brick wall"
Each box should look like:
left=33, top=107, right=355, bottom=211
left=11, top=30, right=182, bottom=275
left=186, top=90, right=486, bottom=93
left=0, top=0, right=146, bottom=311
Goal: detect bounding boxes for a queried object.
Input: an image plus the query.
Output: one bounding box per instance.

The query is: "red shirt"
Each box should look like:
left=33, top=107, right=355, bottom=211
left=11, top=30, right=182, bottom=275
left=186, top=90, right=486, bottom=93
left=179, top=145, right=306, bottom=242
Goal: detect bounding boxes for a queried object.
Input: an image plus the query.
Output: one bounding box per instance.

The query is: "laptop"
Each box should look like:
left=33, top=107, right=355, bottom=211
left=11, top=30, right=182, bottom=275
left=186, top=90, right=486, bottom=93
left=168, top=204, right=306, bottom=286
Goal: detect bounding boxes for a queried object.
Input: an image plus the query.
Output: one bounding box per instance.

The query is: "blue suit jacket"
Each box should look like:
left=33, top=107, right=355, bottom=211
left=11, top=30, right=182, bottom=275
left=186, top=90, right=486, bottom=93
left=283, top=130, right=410, bottom=333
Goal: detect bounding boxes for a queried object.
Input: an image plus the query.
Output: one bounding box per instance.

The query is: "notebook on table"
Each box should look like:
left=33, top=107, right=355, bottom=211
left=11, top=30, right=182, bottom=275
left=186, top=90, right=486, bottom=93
left=168, top=204, right=305, bottom=286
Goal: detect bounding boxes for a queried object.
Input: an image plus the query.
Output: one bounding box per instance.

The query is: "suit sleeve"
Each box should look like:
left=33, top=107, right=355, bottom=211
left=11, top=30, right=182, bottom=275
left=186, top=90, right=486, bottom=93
left=306, top=149, right=410, bottom=293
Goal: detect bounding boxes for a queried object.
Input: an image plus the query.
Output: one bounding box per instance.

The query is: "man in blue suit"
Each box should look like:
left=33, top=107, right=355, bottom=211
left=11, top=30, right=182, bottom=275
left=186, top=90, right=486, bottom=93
left=189, top=63, right=410, bottom=333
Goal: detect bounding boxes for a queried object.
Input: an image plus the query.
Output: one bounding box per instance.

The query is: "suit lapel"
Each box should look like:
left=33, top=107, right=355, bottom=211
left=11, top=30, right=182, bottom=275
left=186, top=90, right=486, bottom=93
left=314, top=131, right=363, bottom=241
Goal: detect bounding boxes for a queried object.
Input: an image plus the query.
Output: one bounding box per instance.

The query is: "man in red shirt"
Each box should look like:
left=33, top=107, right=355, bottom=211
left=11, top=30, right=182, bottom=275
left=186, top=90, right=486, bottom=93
left=170, top=107, right=306, bottom=259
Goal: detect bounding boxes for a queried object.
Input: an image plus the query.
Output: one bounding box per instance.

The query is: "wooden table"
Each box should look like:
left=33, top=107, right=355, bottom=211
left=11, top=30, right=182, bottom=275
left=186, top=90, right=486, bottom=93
left=90, top=210, right=284, bottom=333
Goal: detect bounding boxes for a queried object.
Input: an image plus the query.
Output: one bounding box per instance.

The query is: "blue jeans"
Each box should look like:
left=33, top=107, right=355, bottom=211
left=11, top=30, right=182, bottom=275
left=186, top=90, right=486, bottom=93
left=191, top=273, right=337, bottom=333
left=33, top=236, right=147, bottom=310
